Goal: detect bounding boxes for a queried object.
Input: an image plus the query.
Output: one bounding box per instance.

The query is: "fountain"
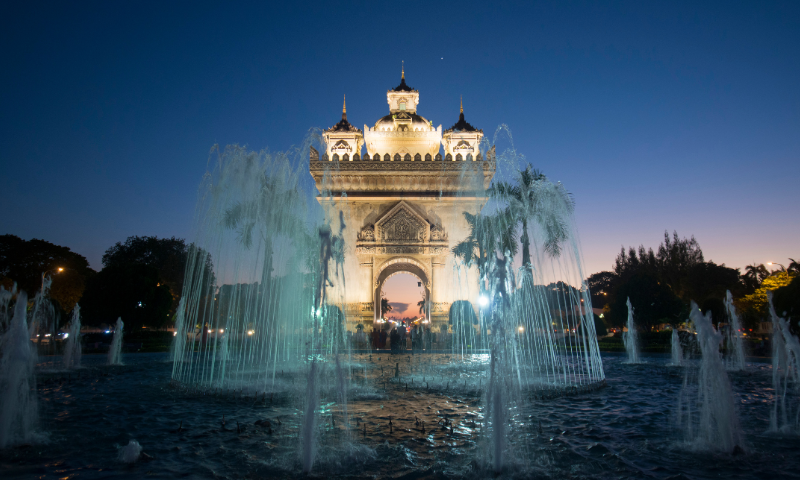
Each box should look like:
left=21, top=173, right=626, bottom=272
left=623, top=297, right=640, bottom=363
left=108, top=318, right=124, bottom=365
left=724, top=290, right=746, bottom=371
left=62, top=304, right=82, bottom=369
left=0, top=291, right=39, bottom=448
left=118, top=439, right=142, bottom=463
left=0, top=284, right=15, bottom=332
left=169, top=140, right=604, bottom=473
left=768, top=293, right=800, bottom=433
left=678, top=302, right=742, bottom=452
left=670, top=329, right=683, bottom=366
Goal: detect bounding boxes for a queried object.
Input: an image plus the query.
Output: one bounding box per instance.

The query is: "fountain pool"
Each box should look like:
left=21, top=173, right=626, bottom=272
left=1, top=351, right=797, bottom=479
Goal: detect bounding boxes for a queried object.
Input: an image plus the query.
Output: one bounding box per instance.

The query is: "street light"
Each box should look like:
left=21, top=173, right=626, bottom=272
left=478, top=295, right=489, bottom=307
left=768, top=262, right=786, bottom=271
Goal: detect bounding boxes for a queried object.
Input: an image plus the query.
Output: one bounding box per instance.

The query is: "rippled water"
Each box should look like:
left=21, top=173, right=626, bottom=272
left=0, top=352, right=797, bottom=479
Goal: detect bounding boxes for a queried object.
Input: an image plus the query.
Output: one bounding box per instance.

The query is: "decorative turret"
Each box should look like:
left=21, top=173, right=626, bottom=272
left=387, top=63, right=419, bottom=113
left=364, top=66, right=442, bottom=159
left=442, top=97, right=484, bottom=160
left=323, top=95, right=364, bottom=160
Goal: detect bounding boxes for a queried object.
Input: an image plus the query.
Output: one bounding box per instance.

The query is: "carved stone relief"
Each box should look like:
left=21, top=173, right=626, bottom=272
left=430, top=224, right=447, bottom=241
left=378, top=205, right=428, bottom=243
left=358, top=224, right=375, bottom=241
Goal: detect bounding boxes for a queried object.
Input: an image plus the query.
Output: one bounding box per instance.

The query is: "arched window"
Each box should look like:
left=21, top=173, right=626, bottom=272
left=342, top=153, right=349, bottom=161
left=456, top=154, right=463, bottom=161
left=425, top=153, right=432, bottom=161
left=363, top=153, right=370, bottom=161
left=394, top=153, right=401, bottom=161
left=384, top=153, right=391, bottom=162
left=466, top=153, right=473, bottom=161
left=404, top=154, right=412, bottom=162
left=353, top=153, right=360, bottom=161
left=435, top=153, right=442, bottom=161
left=333, top=153, right=339, bottom=161
left=399, top=102, right=406, bottom=111
left=446, top=154, right=453, bottom=162
left=414, top=153, right=421, bottom=162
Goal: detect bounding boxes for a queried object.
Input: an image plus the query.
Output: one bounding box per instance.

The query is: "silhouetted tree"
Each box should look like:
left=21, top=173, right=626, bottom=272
left=773, top=275, right=800, bottom=335
left=607, top=271, right=685, bottom=329
left=449, top=300, right=478, bottom=346
left=587, top=271, right=617, bottom=308
left=102, top=236, right=214, bottom=315
left=80, top=264, right=173, bottom=331
left=0, top=234, right=94, bottom=313
left=743, top=263, right=769, bottom=293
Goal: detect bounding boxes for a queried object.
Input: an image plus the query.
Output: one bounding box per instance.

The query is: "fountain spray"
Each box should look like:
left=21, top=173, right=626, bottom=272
left=623, top=297, right=640, bottom=364
left=63, top=304, right=82, bottom=369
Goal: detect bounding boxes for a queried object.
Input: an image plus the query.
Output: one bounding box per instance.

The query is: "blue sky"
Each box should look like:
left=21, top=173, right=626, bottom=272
left=2, top=0, right=798, bottom=307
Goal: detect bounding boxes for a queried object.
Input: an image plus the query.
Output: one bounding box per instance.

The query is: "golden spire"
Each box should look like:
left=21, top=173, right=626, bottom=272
left=401, top=61, right=404, bottom=80
left=460, top=96, right=463, bottom=114
left=343, top=94, right=346, bottom=114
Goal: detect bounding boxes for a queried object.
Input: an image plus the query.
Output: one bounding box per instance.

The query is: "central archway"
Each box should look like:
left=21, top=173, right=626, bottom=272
left=374, top=257, right=430, bottom=322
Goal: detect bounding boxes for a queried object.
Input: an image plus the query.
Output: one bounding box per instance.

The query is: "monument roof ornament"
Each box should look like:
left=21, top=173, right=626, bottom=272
left=326, top=95, right=362, bottom=133
left=445, top=97, right=481, bottom=134
left=391, top=62, right=416, bottom=92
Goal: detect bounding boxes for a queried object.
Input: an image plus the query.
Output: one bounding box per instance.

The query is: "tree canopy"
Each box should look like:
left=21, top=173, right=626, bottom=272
left=593, top=231, right=743, bottom=328
left=0, top=234, right=94, bottom=313
left=103, top=236, right=188, bottom=299
left=80, top=263, right=173, bottom=331
left=735, top=271, right=796, bottom=329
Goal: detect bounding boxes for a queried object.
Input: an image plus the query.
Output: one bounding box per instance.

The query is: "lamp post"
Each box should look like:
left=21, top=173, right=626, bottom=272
left=767, top=262, right=786, bottom=272
left=41, top=266, right=64, bottom=289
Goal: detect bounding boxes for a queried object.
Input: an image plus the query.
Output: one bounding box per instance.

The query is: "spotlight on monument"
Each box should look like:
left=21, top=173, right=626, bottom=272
left=478, top=295, right=489, bottom=307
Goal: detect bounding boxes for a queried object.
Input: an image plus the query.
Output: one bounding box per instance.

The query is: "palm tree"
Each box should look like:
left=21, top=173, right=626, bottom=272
left=489, top=165, right=574, bottom=268
left=744, top=263, right=769, bottom=284
left=222, top=173, right=305, bottom=248
left=452, top=210, right=518, bottom=289
left=788, top=258, right=800, bottom=275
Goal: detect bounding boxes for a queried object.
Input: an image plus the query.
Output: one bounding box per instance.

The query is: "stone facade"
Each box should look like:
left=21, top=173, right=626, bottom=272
left=310, top=72, right=496, bottom=331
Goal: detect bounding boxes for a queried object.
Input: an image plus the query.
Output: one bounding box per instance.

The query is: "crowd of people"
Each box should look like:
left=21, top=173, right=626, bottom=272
left=370, top=321, right=429, bottom=351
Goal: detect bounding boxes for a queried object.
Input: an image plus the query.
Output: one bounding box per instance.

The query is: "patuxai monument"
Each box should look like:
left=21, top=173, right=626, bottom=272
left=309, top=69, right=496, bottom=331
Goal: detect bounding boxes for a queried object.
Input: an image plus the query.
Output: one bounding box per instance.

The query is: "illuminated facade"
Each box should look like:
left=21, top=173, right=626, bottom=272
left=310, top=70, right=496, bottom=330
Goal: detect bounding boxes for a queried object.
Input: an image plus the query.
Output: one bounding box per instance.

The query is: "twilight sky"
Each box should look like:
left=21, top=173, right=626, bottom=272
left=2, top=1, right=798, bottom=318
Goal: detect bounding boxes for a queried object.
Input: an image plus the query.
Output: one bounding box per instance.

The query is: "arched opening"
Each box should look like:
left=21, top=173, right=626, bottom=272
left=372, top=258, right=431, bottom=351
left=381, top=272, right=425, bottom=324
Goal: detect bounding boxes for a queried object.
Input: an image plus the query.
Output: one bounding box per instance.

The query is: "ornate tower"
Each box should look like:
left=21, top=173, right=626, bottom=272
left=442, top=97, right=484, bottom=161
left=363, top=69, right=442, bottom=160
left=321, top=96, right=364, bottom=161
left=309, top=71, right=496, bottom=330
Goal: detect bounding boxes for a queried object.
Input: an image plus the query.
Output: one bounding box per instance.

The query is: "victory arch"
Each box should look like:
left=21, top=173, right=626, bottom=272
left=309, top=71, right=496, bottom=332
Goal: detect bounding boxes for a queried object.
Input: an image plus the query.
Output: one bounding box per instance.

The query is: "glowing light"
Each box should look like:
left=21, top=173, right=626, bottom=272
left=63, top=333, right=69, bottom=339
left=599, top=314, right=604, bottom=319
left=105, top=330, right=110, bottom=334
left=518, top=326, right=524, bottom=332
left=478, top=295, right=489, bottom=307
left=247, top=330, right=255, bottom=336
left=173, top=332, right=177, bottom=336
left=45, top=334, right=51, bottom=337
left=219, top=329, right=224, bottom=333
left=57, top=267, right=63, bottom=272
